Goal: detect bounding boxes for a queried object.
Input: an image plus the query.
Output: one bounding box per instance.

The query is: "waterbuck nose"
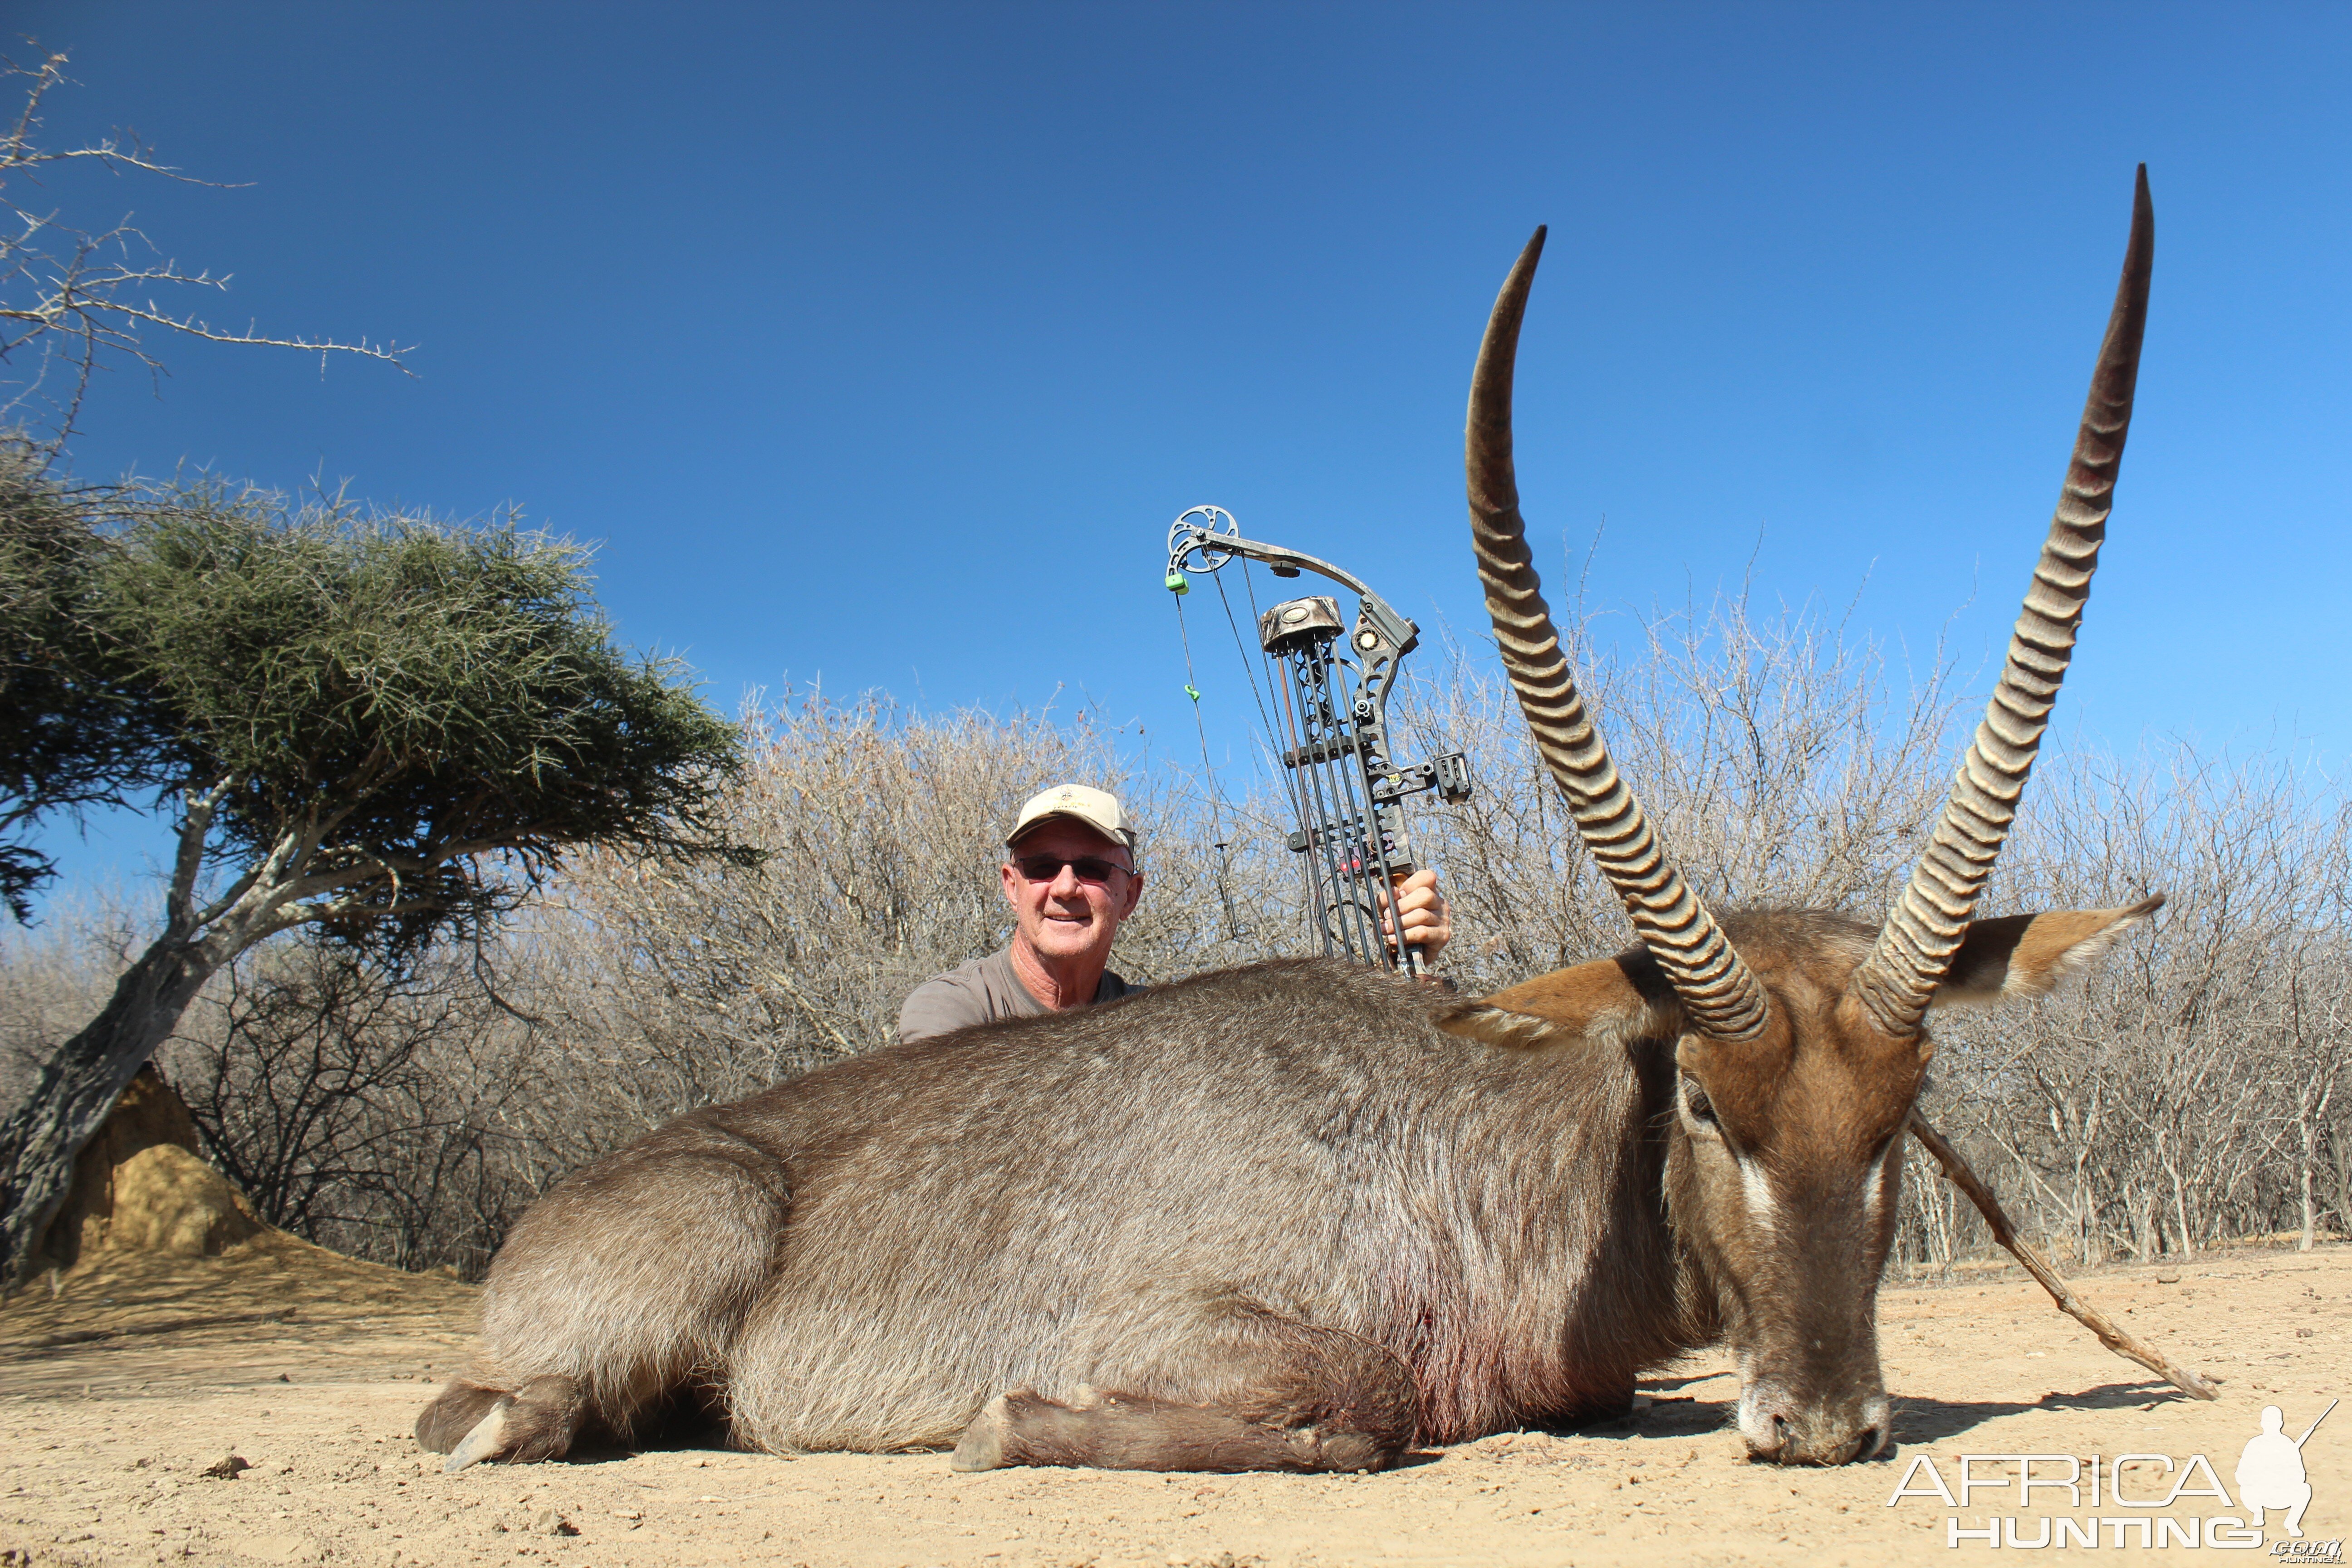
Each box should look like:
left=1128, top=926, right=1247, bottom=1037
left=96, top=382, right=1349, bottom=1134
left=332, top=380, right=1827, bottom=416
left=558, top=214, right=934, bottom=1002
left=1741, top=1389, right=1891, bottom=1465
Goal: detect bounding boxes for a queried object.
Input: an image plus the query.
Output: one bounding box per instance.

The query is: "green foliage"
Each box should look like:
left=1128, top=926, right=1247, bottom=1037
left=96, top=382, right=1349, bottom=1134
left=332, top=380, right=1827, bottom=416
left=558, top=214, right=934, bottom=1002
left=108, top=482, right=751, bottom=952
left=0, top=441, right=171, bottom=919
left=0, top=456, right=751, bottom=950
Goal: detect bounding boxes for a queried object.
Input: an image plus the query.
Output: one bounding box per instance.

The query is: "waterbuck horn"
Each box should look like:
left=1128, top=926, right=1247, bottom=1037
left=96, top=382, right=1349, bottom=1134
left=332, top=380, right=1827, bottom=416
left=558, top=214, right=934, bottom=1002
left=1847, top=167, right=2156, bottom=1039
left=1467, top=225, right=1770, bottom=1043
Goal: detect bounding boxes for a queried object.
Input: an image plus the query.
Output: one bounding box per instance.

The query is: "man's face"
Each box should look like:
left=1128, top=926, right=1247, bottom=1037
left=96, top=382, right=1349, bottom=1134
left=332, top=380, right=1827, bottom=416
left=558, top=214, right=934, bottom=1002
left=1000, top=818, right=1144, bottom=967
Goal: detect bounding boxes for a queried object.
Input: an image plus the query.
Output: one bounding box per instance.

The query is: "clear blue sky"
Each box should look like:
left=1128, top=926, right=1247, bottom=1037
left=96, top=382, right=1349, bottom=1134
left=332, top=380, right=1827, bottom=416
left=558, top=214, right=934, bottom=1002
left=15, top=3, right=2350, bottom=900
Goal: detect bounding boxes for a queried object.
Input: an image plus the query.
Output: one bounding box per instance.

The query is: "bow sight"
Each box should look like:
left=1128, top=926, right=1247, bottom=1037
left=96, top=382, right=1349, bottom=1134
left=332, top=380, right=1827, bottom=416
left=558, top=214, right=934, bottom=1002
left=1165, top=506, right=1471, bottom=976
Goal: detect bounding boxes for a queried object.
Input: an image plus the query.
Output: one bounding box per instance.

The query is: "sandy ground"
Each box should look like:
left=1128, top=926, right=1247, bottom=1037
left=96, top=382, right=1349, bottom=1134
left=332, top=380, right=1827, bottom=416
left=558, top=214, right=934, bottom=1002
left=3, top=1234, right=2347, bottom=1567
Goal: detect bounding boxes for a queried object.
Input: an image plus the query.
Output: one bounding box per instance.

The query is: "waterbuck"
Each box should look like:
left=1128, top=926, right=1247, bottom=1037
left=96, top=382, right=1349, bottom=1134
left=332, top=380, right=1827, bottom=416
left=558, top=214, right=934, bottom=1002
left=418, top=170, right=2158, bottom=1473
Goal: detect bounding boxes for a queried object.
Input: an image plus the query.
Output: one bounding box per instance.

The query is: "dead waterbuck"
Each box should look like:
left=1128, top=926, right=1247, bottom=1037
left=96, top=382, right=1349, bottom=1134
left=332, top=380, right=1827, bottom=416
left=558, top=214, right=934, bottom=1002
left=418, top=171, right=2158, bottom=1473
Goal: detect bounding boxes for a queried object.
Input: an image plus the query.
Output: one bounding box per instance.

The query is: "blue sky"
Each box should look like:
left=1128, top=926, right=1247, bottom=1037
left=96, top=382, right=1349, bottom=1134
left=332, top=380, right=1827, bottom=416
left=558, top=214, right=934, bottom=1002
left=14, top=3, right=2350, bottom=901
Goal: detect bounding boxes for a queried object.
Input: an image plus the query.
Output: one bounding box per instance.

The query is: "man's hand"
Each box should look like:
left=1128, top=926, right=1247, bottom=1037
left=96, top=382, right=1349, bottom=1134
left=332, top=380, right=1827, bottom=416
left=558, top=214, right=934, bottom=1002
left=1383, top=868, right=1452, bottom=963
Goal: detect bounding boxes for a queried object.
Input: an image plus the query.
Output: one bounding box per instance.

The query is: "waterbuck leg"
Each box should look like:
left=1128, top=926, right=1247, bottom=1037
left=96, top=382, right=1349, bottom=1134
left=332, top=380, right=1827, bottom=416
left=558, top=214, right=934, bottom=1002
left=433, top=1375, right=586, bottom=1473
left=951, top=1385, right=1407, bottom=1474
left=416, top=1380, right=507, bottom=1454
left=416, top=1121, right=794, bottom=1465
left=952, top=1308, right=1418, bottom=1475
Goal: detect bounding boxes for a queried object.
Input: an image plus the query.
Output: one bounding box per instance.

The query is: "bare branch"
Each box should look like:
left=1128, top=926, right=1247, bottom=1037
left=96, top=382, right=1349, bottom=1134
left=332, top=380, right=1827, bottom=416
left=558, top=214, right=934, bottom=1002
left=1909, top=1110, right=2220, bottom=1401
left=0, top=47, right=410, bottom=450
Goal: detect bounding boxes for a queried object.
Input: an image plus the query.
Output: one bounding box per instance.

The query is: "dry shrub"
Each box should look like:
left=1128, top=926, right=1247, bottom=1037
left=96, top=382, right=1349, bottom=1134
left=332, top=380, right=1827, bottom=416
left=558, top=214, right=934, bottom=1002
left=0, top=891, right=143, bottom=1112
left=519, top=691, right=1292, bottom=1118
left=1916, top=748, right=2352, bottom=1265
left=158, top=941, right=546, bottom=1275
left=1388, top=584, right=1964, bottom=995
left=7, top=598, right=2346, bottom=1275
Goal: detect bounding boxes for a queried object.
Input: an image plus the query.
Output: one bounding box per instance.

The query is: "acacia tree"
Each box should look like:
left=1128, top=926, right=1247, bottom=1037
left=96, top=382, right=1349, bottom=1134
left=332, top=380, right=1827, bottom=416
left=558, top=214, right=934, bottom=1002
left=0, top=479, right=750, bottom=1279
left=4, top=45, right=404, bottom=916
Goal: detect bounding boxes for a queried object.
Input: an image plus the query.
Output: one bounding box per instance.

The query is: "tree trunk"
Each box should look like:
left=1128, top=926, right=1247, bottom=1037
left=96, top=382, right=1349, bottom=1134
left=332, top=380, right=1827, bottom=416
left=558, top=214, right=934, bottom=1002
left=2328, top=1121, right=2352, bottom=1243
left=2163, top=1143, right=2196, bottom=1258
left=0, top=932, right=220, bottom=1283
left=2298, top=1109, right=2318, bottom=1252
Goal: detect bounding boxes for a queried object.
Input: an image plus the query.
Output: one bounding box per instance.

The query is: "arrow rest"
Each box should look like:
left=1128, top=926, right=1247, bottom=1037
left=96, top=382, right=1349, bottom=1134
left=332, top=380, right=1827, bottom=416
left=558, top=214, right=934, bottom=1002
left=1165, top=506, right=1471, bottom=975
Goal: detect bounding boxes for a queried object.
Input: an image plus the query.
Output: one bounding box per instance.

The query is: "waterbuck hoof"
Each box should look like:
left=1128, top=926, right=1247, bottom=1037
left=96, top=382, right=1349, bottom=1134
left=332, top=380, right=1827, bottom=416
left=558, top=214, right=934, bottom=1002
left=950, top=1395, right=1013, bottom=1472
left=445, top=1399, right=515, bottom=1473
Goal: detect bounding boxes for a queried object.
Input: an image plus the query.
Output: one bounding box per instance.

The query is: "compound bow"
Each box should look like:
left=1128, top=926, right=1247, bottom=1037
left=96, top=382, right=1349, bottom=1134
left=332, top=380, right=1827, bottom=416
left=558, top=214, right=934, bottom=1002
left=1165, top=505, right=1470, bottom=976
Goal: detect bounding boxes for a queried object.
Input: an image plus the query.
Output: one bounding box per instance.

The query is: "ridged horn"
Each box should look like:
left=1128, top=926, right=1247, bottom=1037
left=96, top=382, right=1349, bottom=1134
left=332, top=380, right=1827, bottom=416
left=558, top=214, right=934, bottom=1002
left=1848, top=167, right=2156, bottom=1039
left=1467, top=226, right=1769, bottom=1043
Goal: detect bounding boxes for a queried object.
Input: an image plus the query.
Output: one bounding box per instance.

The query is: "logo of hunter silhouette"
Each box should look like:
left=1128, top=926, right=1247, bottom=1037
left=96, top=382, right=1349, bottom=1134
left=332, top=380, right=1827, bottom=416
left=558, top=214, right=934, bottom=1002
left=2239, top=1403, right=2329, bottom=1540
left=1886, top=1398, right=2337, bottom=1552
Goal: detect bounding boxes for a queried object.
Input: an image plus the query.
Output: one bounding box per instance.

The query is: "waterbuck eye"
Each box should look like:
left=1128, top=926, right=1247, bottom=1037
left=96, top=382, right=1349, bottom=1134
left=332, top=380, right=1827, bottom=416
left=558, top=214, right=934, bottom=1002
left=1680, top=1075, right=1718, bottom=1126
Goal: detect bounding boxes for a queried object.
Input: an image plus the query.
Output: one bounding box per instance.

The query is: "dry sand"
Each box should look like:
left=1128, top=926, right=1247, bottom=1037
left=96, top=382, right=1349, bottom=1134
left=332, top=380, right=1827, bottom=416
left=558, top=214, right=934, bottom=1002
left=4, top=1233, right=2346, bottom=1566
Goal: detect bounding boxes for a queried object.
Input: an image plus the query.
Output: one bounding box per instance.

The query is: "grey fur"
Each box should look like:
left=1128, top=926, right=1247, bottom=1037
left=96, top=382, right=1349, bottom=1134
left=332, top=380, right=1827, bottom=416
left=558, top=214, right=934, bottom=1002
left=421, top=904, right=2146, bottom=1471
left=421, top=955, right=1701, bottom=1466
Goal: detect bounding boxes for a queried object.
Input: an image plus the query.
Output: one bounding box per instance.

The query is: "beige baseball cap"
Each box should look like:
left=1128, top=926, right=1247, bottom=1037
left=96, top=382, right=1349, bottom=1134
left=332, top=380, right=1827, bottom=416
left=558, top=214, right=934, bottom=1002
left=1005, top=783, right=1136, bottom=855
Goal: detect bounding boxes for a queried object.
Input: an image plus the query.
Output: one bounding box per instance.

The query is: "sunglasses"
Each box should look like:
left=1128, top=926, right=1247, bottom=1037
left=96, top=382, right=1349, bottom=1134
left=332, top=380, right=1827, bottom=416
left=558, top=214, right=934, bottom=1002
left=1013, top=853, right=1132, bottom=885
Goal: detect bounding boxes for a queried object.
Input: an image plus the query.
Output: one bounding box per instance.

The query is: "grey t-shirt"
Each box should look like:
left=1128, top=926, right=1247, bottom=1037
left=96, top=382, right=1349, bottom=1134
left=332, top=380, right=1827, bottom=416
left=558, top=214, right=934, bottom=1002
left=897, top=946, right=1141, bottom=1043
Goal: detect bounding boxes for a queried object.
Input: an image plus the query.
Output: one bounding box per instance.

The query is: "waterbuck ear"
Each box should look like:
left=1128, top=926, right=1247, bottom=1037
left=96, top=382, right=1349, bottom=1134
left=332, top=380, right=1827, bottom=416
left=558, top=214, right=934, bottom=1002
left=1431, top=956, right=1670, bottom=1050
left=1931, top=895, right=2164, bottom=1008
